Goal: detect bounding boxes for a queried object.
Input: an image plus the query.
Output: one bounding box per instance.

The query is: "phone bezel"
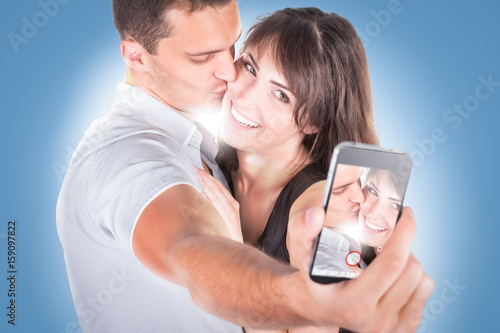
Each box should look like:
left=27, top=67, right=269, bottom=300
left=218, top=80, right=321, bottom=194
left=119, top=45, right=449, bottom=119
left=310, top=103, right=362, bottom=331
left=309, top=142, right=413, bottom=284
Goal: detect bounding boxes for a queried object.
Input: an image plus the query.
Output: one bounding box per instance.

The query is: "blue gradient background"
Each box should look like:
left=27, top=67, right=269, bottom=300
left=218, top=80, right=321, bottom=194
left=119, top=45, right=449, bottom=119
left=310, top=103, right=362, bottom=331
left=2, top=0, right=499, bottom=332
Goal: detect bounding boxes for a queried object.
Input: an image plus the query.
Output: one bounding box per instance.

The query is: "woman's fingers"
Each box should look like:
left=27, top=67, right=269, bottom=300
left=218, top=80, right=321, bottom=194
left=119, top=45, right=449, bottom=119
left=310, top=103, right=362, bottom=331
left=195, top=167, right=243, bottom=242
left=196, top=168, right=234, bottom=205
left=196, top=168, right=222, bottom=205
left=208, top=170, right=239, bottom=209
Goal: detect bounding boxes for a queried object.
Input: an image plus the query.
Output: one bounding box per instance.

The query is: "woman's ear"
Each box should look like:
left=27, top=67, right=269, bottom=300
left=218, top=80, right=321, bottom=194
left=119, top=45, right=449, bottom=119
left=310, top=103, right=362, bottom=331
left=303, top=124, right=319, bottom=135
left=120, top=39, right=148, bottom=72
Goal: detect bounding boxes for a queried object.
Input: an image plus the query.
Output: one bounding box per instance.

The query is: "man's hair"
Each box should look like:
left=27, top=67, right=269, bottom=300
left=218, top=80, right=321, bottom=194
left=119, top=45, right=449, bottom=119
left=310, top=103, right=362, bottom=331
left=113, top=0, right=232, bottom=55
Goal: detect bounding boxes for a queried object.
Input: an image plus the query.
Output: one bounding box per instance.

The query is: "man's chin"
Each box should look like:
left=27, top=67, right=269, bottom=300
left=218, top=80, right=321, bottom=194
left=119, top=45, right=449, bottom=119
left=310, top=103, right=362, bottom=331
left=198, top=99, right=223, bottom=115
left=189, top=104, right=222, bottom=117
left=338, top=217, right=359, bottom=229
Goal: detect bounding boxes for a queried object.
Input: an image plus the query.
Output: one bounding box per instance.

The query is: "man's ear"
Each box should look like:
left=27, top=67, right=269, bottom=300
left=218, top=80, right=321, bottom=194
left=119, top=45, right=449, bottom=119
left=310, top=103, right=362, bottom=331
left=121, top=39, right=148, bottom=72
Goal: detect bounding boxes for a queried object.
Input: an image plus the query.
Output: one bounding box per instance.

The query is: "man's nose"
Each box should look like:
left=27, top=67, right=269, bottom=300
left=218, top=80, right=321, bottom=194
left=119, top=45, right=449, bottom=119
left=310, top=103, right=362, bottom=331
left=350, top=183, right=365, bottom=204
left=214, top=49, right=237, bottom=83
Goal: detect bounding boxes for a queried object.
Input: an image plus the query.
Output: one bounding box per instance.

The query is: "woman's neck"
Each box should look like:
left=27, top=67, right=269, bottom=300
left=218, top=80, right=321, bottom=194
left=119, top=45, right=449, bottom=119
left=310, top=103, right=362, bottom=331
left=234, top=147, right=310, bottom=193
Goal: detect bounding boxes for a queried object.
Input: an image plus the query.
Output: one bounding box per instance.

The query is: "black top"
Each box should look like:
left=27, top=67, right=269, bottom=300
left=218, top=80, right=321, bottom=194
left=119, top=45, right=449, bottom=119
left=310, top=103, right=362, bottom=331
left=254, top=163, right=326, bottom=263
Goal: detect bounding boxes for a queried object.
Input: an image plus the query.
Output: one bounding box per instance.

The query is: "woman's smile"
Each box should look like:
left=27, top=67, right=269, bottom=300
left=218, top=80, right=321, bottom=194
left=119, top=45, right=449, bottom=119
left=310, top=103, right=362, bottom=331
left=362, top=215, right=388, bottom=233
left=229, top=101, right=261, bottom=129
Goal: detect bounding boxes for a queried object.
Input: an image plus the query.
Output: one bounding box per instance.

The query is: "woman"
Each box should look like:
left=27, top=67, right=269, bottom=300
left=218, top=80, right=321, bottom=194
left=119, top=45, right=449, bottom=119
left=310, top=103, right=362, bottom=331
left=197, top=7, right=377, bottom=332
left=359, top=168, right=406, bottom=264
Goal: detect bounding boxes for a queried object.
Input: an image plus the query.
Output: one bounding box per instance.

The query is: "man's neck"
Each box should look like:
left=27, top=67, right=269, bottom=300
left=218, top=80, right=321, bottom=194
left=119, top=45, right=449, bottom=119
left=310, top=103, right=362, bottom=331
left=324, top=225, right=345, bottom=235
left=125, top=71, right=199, bottom=123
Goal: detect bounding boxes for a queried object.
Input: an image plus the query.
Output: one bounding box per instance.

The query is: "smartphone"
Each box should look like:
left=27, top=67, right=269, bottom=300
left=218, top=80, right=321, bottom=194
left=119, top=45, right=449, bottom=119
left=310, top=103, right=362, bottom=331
left=309, top=142, right=413, bottom=284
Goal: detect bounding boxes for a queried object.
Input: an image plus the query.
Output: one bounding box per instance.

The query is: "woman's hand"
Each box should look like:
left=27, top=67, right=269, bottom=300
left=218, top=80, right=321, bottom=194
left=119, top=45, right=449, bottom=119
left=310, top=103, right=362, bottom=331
left=195, top=167, right=244, bottom=243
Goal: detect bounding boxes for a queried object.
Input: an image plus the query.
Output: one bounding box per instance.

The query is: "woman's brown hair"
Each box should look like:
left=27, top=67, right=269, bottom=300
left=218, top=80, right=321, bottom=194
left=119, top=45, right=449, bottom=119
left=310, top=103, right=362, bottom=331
left=218, top=7, right=378, bottom=176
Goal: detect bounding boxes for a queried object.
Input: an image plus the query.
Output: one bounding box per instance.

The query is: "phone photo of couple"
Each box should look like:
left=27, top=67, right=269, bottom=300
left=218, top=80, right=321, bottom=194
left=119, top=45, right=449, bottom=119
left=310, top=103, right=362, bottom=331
left=311, top=144, right=412, bottom=283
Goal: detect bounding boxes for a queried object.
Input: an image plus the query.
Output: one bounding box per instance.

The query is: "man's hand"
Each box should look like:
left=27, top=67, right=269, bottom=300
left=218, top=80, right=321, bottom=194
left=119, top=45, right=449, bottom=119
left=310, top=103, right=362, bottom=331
left=287, top=207, right=434, bottom=332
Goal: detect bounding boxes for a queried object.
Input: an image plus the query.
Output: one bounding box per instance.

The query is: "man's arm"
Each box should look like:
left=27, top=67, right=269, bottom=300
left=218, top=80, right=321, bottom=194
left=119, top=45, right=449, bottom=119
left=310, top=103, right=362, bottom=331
left=133, top=184, right=434, bottom=331
left=132, top=184, right=310, bottom=329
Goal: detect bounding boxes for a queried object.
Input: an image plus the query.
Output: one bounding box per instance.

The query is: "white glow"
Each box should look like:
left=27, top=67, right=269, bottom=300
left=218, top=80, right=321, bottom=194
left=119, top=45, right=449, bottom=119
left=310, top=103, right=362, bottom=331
left=344, top=224, right=361, bottom=243
left=198, top=113, right=222, bottom=137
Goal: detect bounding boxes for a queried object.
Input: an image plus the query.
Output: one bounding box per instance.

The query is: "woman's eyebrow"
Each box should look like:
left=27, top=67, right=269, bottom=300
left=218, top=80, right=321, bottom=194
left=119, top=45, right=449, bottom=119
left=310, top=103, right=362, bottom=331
left=270, top=80, right=290, bottom=91
left=248, top=53, right=260, bottom=71
left=247, top=52, right=290, bottom=91
left=369, top=181, right=400, bottom=201
left=367, top=182, right=379, bottom=192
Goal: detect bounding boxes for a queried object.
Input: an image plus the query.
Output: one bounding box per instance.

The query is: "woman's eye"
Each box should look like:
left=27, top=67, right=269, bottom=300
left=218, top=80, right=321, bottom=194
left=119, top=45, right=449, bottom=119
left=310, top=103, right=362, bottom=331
left=367, top=186, right=378, bottom=197
left=391, top=202, right=401, bottom=210
left=272, top=90, right=290, bottom=103
left=244, top=62, right=256, bottom=76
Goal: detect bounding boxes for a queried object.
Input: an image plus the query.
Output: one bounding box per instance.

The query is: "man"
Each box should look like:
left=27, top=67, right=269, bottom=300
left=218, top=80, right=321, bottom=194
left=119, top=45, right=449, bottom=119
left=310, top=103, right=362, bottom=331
left=310, top=165, right=367, bottom=273
left=57, top=1, right=433, bottom=332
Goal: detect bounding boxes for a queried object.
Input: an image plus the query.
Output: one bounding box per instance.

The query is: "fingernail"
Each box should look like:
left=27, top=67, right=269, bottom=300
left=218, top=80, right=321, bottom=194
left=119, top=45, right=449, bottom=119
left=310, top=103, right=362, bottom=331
left=193, top=165, right=200, bottom=171
left=407, top=207, right=414, bottom=218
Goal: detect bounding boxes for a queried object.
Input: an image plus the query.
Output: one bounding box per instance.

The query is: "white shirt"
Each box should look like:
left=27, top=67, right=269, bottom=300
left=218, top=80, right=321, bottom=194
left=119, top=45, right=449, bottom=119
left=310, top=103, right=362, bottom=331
left=313, top=227, right=361, bottom=272
left=56, top=83, right=242, bottom=333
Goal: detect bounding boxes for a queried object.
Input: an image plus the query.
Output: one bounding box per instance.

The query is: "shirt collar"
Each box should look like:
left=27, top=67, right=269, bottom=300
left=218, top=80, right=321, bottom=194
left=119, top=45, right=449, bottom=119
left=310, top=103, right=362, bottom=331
left=114, top=82, right=202, bottom=149
left=196, top=121, right=219, bottom=164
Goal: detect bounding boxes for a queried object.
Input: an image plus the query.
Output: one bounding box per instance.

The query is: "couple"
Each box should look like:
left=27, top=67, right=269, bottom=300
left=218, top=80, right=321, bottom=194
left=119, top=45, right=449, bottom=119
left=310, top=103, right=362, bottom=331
left=57, top=1, right=432, bottom=332
left=313, top=166, right=406, bottom=276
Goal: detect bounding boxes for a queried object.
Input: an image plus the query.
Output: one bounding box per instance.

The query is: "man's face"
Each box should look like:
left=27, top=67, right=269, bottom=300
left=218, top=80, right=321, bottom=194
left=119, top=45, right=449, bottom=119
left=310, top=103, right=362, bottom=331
left=146, top=0, right=241, bottom=120
left=324, top=165, right=365, bottom=229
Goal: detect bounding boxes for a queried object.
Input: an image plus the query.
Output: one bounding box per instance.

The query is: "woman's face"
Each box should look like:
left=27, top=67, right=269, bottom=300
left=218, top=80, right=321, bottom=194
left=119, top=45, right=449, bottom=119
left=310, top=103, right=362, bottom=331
left=359, top=172, right=402, bottom=248
left=219, top=49, right=305, bottom=155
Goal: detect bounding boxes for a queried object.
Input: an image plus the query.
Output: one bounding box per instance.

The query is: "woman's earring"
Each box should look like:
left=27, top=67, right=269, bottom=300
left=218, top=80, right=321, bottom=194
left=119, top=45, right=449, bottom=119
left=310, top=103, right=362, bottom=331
left=377, top=246, right=383, bottom=253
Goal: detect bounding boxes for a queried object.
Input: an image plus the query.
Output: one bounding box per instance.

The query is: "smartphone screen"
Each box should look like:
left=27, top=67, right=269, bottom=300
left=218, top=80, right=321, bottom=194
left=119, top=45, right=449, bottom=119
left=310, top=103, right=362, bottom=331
left=310, top=143, right=412, bottom=283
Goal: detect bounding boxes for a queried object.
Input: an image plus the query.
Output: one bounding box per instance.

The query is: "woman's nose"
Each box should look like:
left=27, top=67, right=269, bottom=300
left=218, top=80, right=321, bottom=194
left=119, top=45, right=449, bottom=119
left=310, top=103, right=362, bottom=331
left=230, top=78, right=259, bottom=110
left=365, top=198, right=383, bottom=219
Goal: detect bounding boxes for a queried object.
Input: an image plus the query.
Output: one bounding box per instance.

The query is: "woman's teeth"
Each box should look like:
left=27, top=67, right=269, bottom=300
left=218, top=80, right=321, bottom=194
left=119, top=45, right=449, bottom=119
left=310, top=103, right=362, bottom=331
left=365, top=219, right=387, bottom=232
left=231, top=107, right=259, bottom=128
